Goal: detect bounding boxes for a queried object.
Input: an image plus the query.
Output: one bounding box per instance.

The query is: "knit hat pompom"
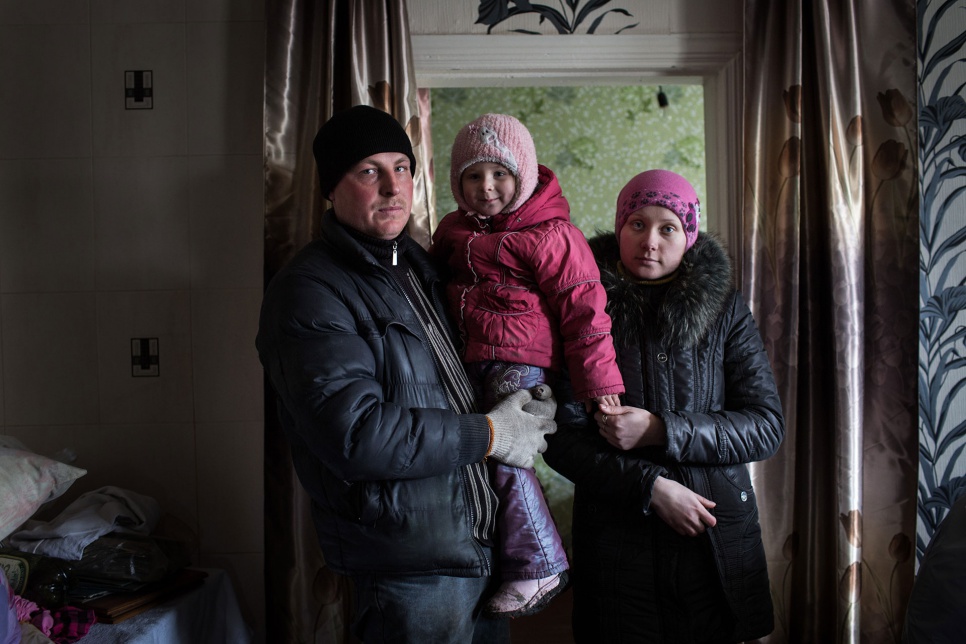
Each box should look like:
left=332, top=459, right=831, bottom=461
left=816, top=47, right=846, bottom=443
left=615, top=169, right=701, bottom=249
left=450, top=113, right=538, bottom=215
left=313, top=105, right=416, bottom=197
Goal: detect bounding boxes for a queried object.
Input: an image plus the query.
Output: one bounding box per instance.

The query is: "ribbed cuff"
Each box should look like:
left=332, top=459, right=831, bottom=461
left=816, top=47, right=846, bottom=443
left=458, top=414, right=492, bottom=464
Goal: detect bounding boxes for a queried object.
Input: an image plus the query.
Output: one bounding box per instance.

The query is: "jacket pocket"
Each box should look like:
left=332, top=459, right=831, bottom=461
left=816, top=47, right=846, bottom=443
left=704, top=465, right=755, bottom=524
left=719, top=463, right=753, bottom=493
left=370, top=315, right=423, bottom=340
left=342, top=480, right=384, bottom=524
left=467, top=289, right=536, bottom=348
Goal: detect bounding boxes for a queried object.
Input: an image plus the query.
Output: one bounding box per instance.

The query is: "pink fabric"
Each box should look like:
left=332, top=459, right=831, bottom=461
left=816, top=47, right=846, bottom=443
left=3, top=577, right=95, bottom=643
left=12, top=594, right=58, bottom=640
left=47, top=605, right=97, bottom=642
left=432, top=166, right=623, bottom=401
left=29, top=608, right=54, bottom=638
left=449, top=113, right=539, bottom=215
left=615, top=169, right=701, bottom=249
left=12, top=594, right=40, bottom=624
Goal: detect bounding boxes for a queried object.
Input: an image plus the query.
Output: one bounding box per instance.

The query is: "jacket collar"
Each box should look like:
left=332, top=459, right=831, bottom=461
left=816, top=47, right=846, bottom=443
left=590, top=232, right=734, bottom=349
left=319, top=209, right=438, bottom=284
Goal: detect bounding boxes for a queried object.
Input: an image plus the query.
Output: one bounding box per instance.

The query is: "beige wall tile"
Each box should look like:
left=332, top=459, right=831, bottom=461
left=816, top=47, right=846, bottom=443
left=0, top=0, right=88, bottom=24
left=0, top=159, right=95, bottom=293
left=90, top=0, right=185, bottom=24
left=195, top=420, right=263, bottom=553
left=190, top=289, right=263, bottom=423
left=188, top=155, right=264, bottom=290
left=96, top=291, right=194, bottom=423
left=91, top=23, right=187, bottom=158
left=93, top=156, right=190, bottom=291
left=75, top=422, right=199, bottom=529
left=1, top=293, right=99, bottom=425
left=186, top=22, right=265, bottom=155
left=0, top=25, right=92, bottom=158
left=187, top=0, right=265, bottom=23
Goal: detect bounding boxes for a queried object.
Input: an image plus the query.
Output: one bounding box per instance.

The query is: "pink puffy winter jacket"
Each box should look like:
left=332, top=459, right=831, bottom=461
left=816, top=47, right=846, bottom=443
left=432, top=165, right=623, bottom=401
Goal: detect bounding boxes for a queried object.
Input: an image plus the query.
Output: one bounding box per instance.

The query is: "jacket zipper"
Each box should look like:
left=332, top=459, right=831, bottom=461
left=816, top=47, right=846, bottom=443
left=382, top=252, right=491, bottom=574
left=460, top=464, right=492, bottom=574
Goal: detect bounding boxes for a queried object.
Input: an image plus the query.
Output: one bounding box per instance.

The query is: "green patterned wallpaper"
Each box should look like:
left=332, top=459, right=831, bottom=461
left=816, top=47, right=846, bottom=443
left=431, top=84, right=706, bottom=237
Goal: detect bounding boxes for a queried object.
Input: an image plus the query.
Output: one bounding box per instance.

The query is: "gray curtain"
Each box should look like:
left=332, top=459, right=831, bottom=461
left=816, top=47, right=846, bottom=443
left=263, top=1, right=432, bottom=640
left=742, top=0, right=919, bottom=641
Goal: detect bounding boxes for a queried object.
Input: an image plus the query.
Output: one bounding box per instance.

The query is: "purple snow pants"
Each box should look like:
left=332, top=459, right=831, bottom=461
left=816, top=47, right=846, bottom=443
left=466, top=361, right=570, bottom=580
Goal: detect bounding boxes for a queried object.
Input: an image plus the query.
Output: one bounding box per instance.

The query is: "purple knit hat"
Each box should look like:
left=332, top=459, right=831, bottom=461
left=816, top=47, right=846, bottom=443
left=450, top=113, right=538, bottom=215
left=615, top=169, right=701, bottom=249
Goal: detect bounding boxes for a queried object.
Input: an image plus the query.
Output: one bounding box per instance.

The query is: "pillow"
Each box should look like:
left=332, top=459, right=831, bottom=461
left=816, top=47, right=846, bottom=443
left=0, top=447, right=86, bottom=542
left=0, top=437, right=28, bottom=451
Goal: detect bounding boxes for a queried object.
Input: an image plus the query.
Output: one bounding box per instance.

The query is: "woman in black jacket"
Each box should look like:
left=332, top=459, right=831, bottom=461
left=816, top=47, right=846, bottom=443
left=544, top=170, right=785, bottom=642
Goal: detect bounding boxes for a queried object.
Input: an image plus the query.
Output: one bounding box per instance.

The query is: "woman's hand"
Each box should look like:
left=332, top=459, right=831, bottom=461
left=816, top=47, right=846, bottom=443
left=650, top=477, right=717, bottom=536
left=596, top=403, right=667, bottom=450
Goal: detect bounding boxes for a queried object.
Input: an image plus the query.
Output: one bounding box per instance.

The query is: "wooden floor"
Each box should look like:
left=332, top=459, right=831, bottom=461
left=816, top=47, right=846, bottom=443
left=508, top=586, right=574, bottom=643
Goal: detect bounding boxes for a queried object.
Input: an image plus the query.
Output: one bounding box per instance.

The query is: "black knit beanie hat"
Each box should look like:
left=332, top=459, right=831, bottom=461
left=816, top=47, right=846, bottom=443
left=313, top=105, right=416, bottom=196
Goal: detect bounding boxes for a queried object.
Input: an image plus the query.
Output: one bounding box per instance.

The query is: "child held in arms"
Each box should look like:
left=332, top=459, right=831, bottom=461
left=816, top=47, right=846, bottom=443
left=431, top=113, right=624, bottom=617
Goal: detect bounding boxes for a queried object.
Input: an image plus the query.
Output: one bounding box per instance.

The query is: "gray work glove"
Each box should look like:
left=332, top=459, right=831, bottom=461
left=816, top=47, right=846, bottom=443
left=522, top=384, right=556, bottom=419
left=486, top=386, right=558, bottom=469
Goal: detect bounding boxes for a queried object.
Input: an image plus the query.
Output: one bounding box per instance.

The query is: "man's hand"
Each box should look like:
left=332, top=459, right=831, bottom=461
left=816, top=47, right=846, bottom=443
left=596, top=403, right=667, bottom=450
left=649, top=477, right=717, bottom=537
left=486, top=387, right=558, bottom=469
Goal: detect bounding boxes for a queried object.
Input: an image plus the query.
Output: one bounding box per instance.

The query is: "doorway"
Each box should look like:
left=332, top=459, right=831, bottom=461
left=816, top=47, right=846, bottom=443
left=414, top=34, right=741, bottom=640
left=413, top=33, right=742, bottom=265
left=430, top=84, right=706, bottom=236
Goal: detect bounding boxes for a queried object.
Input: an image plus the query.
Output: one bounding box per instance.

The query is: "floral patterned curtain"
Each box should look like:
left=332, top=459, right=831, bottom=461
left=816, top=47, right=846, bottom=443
left=742, top=0, right=919, bottom=641
left=263, top=1, right=431, bottom=640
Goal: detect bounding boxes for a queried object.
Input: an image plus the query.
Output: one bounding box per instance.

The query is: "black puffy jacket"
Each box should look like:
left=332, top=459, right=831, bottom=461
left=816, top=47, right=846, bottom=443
left=544, top=233, right=784, bottom=642
left=256, top=211, right=493, bottom=577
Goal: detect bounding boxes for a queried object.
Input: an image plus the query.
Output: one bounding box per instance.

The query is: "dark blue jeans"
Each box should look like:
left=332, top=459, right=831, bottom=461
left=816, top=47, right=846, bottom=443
left=350, top=569, right=510, bottom=643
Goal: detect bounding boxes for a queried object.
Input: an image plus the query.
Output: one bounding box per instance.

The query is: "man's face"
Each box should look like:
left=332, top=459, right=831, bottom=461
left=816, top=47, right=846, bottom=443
left=329, top=152, right=413, bottom=240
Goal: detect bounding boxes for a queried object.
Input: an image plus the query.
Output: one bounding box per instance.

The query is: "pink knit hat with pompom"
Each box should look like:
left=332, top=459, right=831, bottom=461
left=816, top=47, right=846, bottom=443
left=615, top=169, right=701, bottom=250
left=450, top=113, right=538, bottom=215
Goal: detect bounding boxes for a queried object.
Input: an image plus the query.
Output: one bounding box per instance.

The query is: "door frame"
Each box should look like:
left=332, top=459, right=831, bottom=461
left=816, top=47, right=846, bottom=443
left=412, top=33, right=743, bottom=268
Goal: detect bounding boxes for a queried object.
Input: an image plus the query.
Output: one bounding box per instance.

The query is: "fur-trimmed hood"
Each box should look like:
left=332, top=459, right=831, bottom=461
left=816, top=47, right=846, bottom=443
left=588, top=232, right=734, bottom=349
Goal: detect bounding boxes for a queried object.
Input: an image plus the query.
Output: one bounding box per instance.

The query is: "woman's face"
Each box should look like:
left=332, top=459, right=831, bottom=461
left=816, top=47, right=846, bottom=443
left=618, top=205, right=688, bottom=280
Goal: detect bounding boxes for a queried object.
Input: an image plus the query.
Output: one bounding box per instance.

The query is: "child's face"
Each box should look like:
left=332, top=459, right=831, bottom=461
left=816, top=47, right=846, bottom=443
left=460, top=162, right=517, bottom=217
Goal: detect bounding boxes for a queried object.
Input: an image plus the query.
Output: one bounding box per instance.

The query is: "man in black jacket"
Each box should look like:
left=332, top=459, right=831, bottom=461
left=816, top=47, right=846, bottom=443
left=256, top=105, right=557, bottom=643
